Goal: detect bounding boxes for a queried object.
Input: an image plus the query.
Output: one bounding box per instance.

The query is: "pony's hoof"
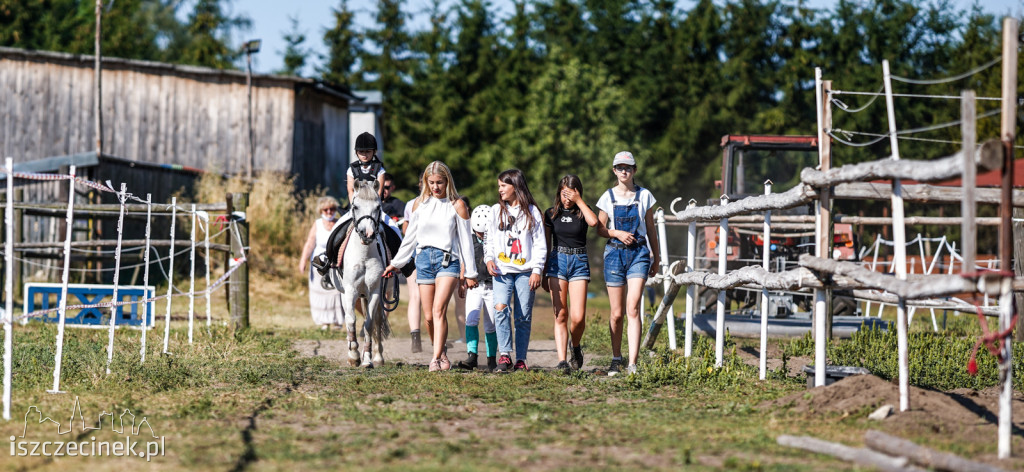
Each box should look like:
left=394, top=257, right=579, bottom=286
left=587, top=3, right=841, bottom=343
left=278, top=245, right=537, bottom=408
left=361, top=352, right=374, bottom=368
left=373, top=354, right=384, bottom=367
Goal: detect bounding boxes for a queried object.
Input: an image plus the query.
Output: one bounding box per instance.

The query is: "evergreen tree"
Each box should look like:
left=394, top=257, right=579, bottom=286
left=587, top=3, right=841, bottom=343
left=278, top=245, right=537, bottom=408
left=320, top=0, right=361, bottom=87
left=359, top=0, right=413, bottom=158
left=177, top=0, right=251, bottom=69
left=278, top=15, right=308, bottom=76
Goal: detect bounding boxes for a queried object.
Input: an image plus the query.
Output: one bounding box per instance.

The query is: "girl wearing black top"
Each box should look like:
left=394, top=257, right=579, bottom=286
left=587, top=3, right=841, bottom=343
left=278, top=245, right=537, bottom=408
left=543, top=175, right=598, bottom=372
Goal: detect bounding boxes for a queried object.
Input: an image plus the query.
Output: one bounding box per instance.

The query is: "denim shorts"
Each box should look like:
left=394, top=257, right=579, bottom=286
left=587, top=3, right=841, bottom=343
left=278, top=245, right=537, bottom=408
left=545, top=251, right=590, bottom=282
left=603, top=244, right=651, bottom=287
left=415, top=246, right=461, bottom=284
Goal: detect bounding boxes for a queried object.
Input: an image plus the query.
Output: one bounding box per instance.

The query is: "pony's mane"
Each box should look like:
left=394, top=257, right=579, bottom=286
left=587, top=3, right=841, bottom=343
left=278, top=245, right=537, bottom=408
left=353, top=181, right=379, bottom=204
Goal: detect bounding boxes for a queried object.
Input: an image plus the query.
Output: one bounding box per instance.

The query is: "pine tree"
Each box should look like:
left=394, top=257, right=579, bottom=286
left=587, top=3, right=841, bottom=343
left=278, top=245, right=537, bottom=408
left=177, top=0, right=251, bottom=69
left=278, top=15, right=308, bottom=76
left=320, top=0, right=361, bottom=87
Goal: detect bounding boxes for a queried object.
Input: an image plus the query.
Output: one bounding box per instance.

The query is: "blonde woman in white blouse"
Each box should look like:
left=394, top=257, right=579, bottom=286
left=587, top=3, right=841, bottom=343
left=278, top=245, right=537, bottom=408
left=384, top=161, right=478, bottom=371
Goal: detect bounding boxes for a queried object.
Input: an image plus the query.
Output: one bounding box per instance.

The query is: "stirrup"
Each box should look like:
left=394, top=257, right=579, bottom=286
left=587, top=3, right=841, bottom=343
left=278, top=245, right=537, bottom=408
left=312, top=253, right=331, bottom=276
left=320, top=274, right=335, bottom=291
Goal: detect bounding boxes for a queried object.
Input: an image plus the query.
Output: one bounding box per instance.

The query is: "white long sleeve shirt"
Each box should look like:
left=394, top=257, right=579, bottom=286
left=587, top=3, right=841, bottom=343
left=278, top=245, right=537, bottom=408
left=483, top=203, right=546, bottom=276
left=391, top=197, right=478, bottom=279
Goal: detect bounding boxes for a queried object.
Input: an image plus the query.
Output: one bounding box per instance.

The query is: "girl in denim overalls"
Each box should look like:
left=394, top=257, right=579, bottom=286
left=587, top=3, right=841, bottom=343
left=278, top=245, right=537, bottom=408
left=596, top=152, right=661, bottom=376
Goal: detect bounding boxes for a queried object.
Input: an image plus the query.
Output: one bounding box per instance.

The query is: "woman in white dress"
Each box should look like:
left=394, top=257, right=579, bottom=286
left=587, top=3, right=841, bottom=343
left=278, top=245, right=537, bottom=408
left=299, top=197, right=345, bottom=329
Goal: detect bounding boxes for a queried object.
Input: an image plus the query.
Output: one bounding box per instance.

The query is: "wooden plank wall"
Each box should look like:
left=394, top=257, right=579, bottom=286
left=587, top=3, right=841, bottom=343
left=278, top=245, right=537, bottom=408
left=0, top=55, right=296, bottom=175
left=322, top=103, right=349, bottom=195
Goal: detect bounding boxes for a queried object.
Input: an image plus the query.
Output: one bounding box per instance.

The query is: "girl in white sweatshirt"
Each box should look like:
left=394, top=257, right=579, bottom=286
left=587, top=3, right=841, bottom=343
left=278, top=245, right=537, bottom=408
left=484, top=169, right=546, bottom=372
left=385, top=161, right=477, bottom=371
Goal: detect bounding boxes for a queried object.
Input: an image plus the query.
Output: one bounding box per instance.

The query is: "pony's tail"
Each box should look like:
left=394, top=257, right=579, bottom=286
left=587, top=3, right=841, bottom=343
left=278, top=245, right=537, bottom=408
left=375, top=313, right=392, bottom=341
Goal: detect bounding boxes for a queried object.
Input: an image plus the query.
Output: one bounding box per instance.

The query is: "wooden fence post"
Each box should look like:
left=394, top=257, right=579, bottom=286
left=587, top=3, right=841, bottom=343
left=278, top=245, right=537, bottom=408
left=229, top=192, right=249, bottom=332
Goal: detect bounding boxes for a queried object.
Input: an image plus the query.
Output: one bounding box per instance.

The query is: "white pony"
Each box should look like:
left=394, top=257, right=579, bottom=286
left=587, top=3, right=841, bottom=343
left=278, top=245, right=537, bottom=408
left=328, top=180, right=391, bottom=368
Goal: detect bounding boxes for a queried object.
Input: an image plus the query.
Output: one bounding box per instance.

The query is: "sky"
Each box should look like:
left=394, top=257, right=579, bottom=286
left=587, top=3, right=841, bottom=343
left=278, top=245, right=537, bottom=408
left=226, top=0, right=1024, bottom=76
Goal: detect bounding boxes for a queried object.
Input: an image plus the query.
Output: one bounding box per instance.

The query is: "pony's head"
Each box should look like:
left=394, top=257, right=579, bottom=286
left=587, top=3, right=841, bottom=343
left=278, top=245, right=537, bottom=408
left=350, top=180, right=382, bottom=245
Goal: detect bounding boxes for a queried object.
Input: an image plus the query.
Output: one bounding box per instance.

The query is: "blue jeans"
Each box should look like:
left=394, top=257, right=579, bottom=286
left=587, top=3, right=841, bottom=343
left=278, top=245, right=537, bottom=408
left=415, top=247, right=461, bottom=284
left=492, top=272, right=536, bottom=361
left=545, top=251, right=591, bottom=281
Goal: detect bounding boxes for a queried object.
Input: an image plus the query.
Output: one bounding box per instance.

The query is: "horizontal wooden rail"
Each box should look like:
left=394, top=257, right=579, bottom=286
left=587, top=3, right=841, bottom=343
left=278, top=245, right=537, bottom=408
left=801, top=139, right=1003, bottom=187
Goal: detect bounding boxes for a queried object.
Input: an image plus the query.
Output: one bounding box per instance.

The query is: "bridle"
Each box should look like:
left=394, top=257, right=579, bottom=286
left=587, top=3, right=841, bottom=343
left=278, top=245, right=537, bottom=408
left=353, top=213, right=380, bottom=245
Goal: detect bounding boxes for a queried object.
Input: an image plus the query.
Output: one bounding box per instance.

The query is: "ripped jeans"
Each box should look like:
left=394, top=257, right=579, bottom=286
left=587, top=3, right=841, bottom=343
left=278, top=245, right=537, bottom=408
left=492, top=272, right=536, bottom=361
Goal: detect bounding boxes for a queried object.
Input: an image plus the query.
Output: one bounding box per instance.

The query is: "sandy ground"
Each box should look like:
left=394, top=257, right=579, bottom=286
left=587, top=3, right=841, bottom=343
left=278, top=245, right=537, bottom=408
left=294, top=336, right=602, bottom=372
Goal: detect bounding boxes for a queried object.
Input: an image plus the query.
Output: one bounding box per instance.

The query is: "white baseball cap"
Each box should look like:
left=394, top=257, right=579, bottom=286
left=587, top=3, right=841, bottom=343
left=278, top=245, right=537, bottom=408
left=612, top=151, right=635, bottom=166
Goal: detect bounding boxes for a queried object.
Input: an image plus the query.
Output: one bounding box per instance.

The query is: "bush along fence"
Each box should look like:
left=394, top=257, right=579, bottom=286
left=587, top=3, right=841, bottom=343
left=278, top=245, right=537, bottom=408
left=641, top=18, right=1021, bottom=459
left=0, top=158, right=251, bottom=422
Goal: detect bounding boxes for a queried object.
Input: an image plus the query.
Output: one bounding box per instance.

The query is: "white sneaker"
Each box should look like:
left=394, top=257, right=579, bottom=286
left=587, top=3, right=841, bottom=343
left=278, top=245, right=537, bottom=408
left=626, top=364, right=638, bottom=375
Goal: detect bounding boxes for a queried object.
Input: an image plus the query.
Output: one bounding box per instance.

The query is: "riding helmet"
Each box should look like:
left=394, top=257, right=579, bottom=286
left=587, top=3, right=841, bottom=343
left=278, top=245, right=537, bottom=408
left=355, top=132, right=378, bottom=151
left=471, top=205, right=493, bottom=233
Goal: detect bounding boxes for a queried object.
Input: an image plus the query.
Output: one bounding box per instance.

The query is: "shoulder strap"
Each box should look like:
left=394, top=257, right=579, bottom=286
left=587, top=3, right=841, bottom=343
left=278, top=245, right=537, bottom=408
left=607, top=188, right=616, bottom=204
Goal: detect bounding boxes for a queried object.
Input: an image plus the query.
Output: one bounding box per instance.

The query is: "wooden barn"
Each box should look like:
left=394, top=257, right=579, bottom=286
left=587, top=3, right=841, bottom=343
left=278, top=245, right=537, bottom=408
left=0, top=46, right=367, bottom=193
left=0, top=46, right=380, bottom=287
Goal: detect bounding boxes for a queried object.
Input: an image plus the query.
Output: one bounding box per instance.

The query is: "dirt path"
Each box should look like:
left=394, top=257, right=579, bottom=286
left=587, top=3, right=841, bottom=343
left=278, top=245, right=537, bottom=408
left=294, top=336, right=603, bottom=372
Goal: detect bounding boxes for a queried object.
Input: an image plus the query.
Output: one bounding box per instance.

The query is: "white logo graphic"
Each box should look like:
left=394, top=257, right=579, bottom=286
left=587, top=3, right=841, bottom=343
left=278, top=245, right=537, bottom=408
left=10, top=397, right=166, bottom=461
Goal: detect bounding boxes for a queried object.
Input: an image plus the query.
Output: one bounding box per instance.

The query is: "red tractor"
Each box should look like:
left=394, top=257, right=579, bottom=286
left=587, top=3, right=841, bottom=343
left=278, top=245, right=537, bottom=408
left=698, top=135, right=859, bottom=316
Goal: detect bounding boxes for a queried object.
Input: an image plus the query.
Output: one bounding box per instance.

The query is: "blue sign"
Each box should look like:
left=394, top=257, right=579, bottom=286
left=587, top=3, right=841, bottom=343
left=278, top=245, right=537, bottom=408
left=24, top=283, right=156, bottom=328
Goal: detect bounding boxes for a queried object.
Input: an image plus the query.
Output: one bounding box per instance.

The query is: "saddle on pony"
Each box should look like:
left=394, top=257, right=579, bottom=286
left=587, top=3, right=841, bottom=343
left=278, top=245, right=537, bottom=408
left=323, top=214, right=413, bottom=278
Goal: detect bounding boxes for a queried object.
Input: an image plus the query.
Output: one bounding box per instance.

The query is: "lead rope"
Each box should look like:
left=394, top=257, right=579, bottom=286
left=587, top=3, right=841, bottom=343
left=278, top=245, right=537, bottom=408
left=965, top=270, right=1018, bottom=375
left=379, top=224, right=401, bottom=313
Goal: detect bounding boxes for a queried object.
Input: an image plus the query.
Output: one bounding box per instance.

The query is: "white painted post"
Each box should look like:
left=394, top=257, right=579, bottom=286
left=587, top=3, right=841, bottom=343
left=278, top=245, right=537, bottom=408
left=3, top=158, right=13, bottom=419
left=162, top=198, right=176, bottom=354
left=998, top=16, right=1018, bottom=460
left=715, top=194, right=729, bottom=367
left=883, top=59, right=910, bottom=412
left=760, top=181, right=772, bottom=380
left=655, top=208, right=675, bottom=350
left=105, top=183, right=128, bottom=375
left=684, top=199, right=697, bottom=358
left=49, top=165, right=77, bottom=394
left=140, top=194, right=152, bottom=364
left=204, top=213, right=211, bottom=330
left=188, top=205, right=196, bottom=344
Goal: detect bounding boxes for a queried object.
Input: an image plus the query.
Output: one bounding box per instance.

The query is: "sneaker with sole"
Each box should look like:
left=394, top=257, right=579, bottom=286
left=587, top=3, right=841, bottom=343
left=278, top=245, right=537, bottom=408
left=457, top=352, right=478, bottom=370
left=555, top=360, right=571, bottom=373
left=513, top=360, right=529, bottom=371
left=607, top=359, right=623, bottom=376
left=428, top=359, right=441, bottom=372
left=439, top=350, right=452, bottom=371
left=486, top=356, right=497, bottom=372
left=494, top=354, right=513, bottom=373
left=626, top=364, right=638, bottom=375
left=570, top=346, right=584, bottom=370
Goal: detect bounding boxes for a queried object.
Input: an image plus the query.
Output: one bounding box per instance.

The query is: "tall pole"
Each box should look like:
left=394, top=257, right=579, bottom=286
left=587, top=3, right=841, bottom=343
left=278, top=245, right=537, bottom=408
left=3, top=158, right=13, bottom=419
left=997, top=16, right=1017, bottom=460
left=961, top=91, right=977, bottom=275
left=883, top=59, right=910, bottom=412
left=812, top=68, right=828, bottom=387
left=246, top=51, right=254, bottom=182
left=94, top=0, right=103, bottom=157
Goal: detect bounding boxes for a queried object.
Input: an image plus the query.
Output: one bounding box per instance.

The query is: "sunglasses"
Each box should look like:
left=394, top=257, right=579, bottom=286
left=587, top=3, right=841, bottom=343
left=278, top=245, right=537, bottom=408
left=613, top=166, right=635, bottom=173
left=321, top=208, right=337, bottom=213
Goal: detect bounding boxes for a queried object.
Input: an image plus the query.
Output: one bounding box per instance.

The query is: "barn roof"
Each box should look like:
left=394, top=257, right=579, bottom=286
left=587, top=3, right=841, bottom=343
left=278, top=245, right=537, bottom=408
left=0, top=46, right=361, bottom=102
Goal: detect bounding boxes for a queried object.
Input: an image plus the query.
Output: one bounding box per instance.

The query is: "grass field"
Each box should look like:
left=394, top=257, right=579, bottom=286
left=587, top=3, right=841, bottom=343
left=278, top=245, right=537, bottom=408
left=1, top=270, right=1022, bottom=471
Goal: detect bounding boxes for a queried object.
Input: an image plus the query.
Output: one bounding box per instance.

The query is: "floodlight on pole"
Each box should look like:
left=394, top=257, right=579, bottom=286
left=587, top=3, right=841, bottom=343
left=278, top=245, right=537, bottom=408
left=243, top=39, right=261, bottom=182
